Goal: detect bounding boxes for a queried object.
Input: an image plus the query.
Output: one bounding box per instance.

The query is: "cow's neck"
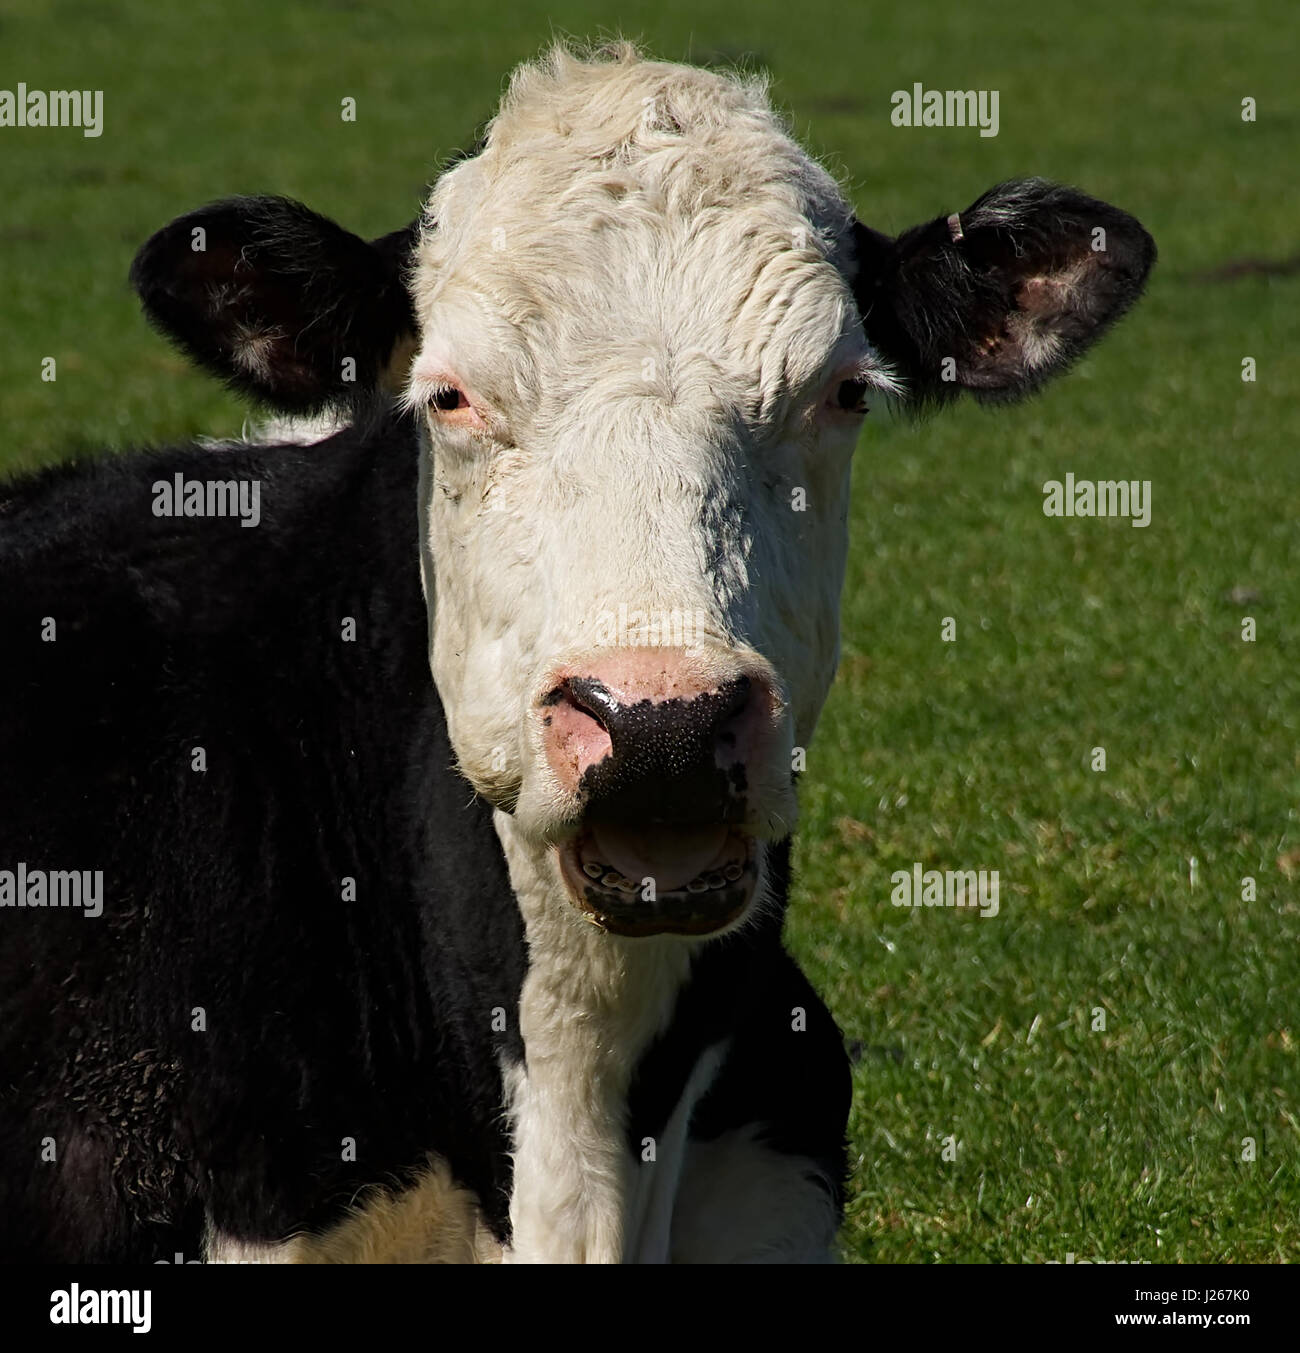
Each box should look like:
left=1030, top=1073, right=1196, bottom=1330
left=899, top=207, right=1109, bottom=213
left=492, top=811, right=695, bottom=1263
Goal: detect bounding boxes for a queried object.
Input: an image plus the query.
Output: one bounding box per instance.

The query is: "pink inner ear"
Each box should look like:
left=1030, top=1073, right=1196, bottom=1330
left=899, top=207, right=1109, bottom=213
left=1017, top=263, right=1093, bottom=327
left=1015, top=251, right=1097, bottom=322
left=1017, top=274, right=1067, bottom=317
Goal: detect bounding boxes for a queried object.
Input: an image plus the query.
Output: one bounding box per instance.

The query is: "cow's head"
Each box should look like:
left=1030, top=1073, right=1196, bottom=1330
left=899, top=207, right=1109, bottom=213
left=133, top=45, right=1154, bottom=940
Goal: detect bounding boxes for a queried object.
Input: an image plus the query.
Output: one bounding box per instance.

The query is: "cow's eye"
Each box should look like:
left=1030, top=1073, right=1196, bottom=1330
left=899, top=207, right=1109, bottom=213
left=833, top=379, right=870, bottom=415
left=412, top=372, right=489, bottom=432
left=429, top=384, right=469, bottom=413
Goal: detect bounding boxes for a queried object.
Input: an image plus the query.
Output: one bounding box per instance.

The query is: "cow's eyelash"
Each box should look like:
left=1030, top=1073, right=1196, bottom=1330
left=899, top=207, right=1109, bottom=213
left=831, top=378, right=871, bottom=414
left=403, top=374, right=472, bottom=415
left=819, top=361, right=902, bottom=416
left=428, top=384, right=470, bottom=412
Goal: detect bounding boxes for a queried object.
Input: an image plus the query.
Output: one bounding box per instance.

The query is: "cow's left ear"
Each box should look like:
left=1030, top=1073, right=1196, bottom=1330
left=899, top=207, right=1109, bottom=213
left=130, top=195, right=419, bottom=414
left=853, top=178, right=1156, bottom=403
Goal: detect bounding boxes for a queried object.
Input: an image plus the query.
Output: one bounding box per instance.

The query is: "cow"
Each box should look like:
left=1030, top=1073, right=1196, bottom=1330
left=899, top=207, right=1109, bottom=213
left=0, top=44, right=1154, bottom=1263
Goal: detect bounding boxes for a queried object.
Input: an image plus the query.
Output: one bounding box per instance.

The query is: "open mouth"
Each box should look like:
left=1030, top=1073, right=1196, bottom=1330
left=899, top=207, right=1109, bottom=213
left=557, top=823, right=757, bottom=937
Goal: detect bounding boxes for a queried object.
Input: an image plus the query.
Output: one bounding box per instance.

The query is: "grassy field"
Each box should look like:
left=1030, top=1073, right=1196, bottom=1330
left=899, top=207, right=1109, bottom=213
left=2, top=0, right=1296, bottom=1262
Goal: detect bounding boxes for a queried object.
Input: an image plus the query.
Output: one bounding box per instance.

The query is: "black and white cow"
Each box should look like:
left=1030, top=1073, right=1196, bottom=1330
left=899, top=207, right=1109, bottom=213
left=0, top=45, right=1154, bottom=1263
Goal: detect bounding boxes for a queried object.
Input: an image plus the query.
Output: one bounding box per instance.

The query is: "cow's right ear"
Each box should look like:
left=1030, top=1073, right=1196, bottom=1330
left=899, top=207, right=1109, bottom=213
left=130, top=196, right=419, bottom=414
left=852, top=179, right=1156, bottom=404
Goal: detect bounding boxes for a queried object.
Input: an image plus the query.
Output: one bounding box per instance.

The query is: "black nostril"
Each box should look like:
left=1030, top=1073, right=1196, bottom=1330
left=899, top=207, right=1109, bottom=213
left=710, top=676, right=752, bottom=749
left=567, top=675, right=755, bottom=823
left=558, top=677, right=620, bottom=731
left=566, top=676, right=750, bottom=755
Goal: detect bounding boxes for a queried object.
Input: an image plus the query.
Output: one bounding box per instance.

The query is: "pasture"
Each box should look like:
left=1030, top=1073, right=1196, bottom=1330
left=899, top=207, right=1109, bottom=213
left=0, top=0, right=1295, bottom=1261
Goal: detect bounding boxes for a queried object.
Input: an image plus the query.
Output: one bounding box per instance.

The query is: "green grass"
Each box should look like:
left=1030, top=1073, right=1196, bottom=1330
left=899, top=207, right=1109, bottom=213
left=2, top=0, right=1297, bottom=1262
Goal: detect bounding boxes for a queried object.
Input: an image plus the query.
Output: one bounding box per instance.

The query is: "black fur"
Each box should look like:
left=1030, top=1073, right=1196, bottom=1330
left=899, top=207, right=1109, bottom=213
left=853, top=178, right=1156, bottom=402
left=0, top=409, right=849, bottom=1261
left=1, top=173, right=1155, bottom=1259
left=0, top=413, right=528, bottom=1259
left=627, top=841, right=851, bottom=1212
left=129, top=196, right=419, bottom=415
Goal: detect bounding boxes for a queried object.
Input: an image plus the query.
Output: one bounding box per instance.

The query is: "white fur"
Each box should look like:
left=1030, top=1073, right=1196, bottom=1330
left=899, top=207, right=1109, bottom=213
left=625, top=1040, right=729, bottom=1263
left=670, top=1125, right=841, bottom=1262
left=204, top=1157, right=500, bottom=1264
left=409, top=44, right=891, bottom=835
left=193, top=409, right=345, bottom=452
left=251, top=409, right=348, bottom=446
left=204, top=1229, right=295, bottom=1264
left=497, top=811, right=695, bottom=1263
left=405, top=44, right=875, bottom=1263
left=498, top=806, right=810, bottom=1264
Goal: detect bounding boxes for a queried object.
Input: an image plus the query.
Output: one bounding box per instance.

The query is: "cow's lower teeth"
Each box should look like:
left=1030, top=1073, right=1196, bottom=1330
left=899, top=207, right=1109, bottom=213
left=579, top=842, right=752, bottom=900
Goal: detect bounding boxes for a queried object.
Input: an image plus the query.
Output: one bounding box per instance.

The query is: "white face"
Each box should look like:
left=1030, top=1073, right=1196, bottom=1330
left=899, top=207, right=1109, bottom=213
left=406, top=53, right=896, bottom=936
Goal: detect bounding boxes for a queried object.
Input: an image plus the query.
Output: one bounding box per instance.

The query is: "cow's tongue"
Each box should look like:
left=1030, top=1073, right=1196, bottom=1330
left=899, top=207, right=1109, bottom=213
left=587, top=823, right=729, bottom=893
